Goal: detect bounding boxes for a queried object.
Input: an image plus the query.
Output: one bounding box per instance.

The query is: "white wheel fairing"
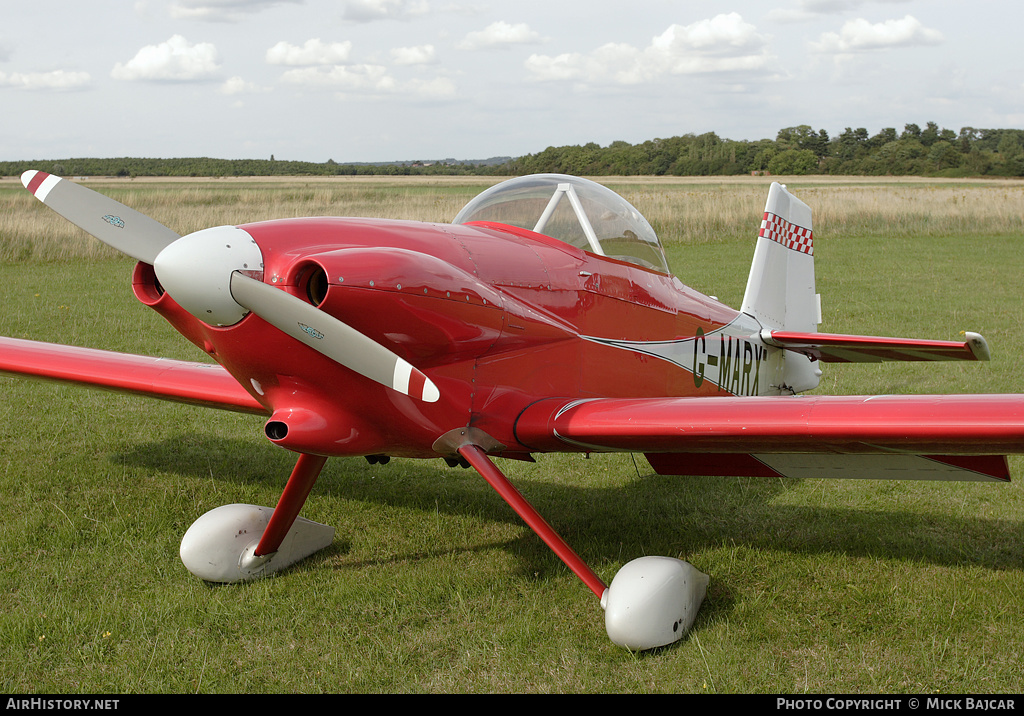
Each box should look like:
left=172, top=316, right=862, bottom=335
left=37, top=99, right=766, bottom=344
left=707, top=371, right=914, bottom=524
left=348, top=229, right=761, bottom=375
left=602, top=556, right=709, bottom=650
left=179, top=504, right=334, bottom=583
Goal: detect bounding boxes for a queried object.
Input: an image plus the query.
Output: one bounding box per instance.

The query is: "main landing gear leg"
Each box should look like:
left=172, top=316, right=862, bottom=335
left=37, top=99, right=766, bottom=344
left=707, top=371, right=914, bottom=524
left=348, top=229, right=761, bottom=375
left=179, top=453, right=335, bottom=583
left=457, top=444, right=607, bottom=598
left=458, top=444, right=709, bottom=651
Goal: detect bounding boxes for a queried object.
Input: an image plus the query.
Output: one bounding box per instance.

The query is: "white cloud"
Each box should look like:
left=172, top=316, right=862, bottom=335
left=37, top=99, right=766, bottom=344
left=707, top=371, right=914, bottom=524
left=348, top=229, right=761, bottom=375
left=111, top=35, right=221, bottom=81
left=0, top=69, right=92, bottom=90
left=391, top=44, right=436, bottom=66
left=770, top=1, right=914, bottom=23
left=805, top=0, right=914, bottom=11
left=170, top=0, right=303, bottom=21
left=220, top=76, right=269, bottom=94
left=342, top=0, right=430, bottom=23
left=276, top=51, right=455, bottom=100
left=525, top=43, right=657, bottom=85
left=526, top=13, right=772, bottom=84
left=811, top=15, right=944, bottom=53
left=280, top=63, right=397, bottom=93
left=653, top=13, right=768, bottom=58
left=458, top=21, right=543, bottom=50
left=266, top=39, right=353, bottom=66
left=406, top=75, right=457, bottom=99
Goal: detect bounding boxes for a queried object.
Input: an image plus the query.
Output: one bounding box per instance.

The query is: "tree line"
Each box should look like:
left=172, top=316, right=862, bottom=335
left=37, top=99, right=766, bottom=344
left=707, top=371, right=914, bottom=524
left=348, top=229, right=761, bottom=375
left=506, top=123, right=1024, bottom=178
left=0, top=156, right=502, bottom=179
left=3, top=122, right=1022, bottom=178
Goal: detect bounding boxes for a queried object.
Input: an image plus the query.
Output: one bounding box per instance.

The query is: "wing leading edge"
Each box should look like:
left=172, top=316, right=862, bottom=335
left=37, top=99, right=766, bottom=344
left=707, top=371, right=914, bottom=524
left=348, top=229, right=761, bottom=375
left=0, top=337, right=267, bottom=415
left=514, top=395, right=1024, bottom=482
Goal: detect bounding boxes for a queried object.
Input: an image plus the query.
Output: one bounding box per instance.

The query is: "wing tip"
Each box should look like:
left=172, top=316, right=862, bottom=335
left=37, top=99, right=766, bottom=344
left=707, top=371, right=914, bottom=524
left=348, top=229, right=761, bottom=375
left=963, top=332, right=991, bottom=361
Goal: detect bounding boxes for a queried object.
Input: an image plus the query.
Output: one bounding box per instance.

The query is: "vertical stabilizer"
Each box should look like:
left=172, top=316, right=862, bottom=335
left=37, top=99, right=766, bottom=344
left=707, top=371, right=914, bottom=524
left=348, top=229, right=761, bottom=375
left=742, top=182, right=821, bottom=392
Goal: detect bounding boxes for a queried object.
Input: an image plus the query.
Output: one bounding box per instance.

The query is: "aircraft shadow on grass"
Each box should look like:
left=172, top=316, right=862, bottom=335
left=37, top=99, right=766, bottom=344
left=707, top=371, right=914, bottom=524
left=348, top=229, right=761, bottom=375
left=115, top=434, right=1024, bottom=580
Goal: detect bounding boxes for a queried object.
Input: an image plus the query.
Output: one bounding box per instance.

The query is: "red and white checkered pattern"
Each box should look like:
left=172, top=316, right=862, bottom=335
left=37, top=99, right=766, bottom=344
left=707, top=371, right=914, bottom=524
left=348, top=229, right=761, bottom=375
left=759, top=211, right=813, bottom=255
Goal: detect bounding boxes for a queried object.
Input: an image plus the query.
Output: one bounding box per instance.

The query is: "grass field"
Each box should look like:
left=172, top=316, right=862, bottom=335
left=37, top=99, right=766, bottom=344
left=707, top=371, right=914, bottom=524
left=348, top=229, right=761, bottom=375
left=1, top=175, right=1023, bottom=693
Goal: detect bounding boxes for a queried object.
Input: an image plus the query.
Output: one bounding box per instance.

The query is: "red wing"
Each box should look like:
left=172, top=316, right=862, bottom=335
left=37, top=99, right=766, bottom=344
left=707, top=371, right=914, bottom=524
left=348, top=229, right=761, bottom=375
left=0, top=337, right=267, bottom=415
left=515, top=394, right=1024, bottom=482
left=764, top=330, right=990, bottom=362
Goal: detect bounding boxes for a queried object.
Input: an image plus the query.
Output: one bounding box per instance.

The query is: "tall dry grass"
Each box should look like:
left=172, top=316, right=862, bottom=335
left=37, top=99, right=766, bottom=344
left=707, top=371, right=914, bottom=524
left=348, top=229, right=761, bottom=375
left=610, top=177, right=1024, bottom=244
left=0, top=176, right=499, bottom=261
left=2, top=175, right=1022, bottom=261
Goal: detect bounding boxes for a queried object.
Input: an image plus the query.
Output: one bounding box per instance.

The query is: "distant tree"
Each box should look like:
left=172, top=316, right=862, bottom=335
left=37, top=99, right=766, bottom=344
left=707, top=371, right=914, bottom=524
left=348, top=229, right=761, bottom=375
left=997, top=133, right=1023, bottom=159
left=810, top=128, right=831, bottom=158
left=928, top=141, right=962, bottom=172
left=768, top=149, right=818, bottom=175
left=776, top=125, right=811, bottom=150
left=995, top=133, right=1024, bottom=175
left=962, top=148, right=993, bottom=175
left=874, top=138, right=927, bottom=174
left=920, top=121, right=940, bottom=146
left=751, top=145, right=777, bottom=172
left=835, top=127, right=869, bottom=160
left=868, top=127, right=898, bottom=149
left=958, top=127, right=981, bottom=152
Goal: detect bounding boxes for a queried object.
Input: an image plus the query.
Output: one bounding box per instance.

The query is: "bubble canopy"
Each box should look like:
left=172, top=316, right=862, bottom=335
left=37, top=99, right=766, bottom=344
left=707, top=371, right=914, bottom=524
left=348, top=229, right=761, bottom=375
left=453, top=174, right=670, bottom=274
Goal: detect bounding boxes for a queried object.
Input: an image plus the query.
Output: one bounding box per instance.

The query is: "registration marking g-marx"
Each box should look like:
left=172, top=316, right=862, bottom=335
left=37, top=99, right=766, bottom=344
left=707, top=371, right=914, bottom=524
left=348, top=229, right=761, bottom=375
left=692, top=326, right=769, bottom=396
left=583, top=320, right=772, bottom=397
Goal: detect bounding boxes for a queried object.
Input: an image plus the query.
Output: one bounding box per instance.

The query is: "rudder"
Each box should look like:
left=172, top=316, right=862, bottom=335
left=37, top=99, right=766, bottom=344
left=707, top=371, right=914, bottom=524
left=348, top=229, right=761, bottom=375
left=741, top=182, right=821, bottom=392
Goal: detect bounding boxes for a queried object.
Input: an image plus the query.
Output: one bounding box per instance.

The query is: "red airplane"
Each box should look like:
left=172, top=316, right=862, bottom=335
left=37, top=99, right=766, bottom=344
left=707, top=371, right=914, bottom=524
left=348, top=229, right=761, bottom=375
left=4, top=171, right=1022, bottom=650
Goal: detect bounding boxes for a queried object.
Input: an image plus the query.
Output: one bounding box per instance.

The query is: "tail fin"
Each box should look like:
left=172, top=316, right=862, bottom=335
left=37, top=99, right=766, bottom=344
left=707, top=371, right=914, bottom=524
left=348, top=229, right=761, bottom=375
left=741, top=182, right=822, bottom=393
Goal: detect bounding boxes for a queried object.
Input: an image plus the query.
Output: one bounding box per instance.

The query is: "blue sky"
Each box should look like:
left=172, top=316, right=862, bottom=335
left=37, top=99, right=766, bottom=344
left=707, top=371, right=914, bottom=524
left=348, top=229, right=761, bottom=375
left=1, top=0, right=1020, bottom=162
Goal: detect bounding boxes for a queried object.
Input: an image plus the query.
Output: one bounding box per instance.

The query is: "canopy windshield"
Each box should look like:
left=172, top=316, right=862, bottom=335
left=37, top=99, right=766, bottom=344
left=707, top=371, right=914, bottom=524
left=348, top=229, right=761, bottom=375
left=453, top=174, right=670, bottom=273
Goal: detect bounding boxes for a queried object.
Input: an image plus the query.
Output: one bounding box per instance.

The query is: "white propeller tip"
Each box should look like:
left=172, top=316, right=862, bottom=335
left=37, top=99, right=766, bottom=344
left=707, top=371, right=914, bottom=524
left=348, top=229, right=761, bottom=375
left=421, top=380, right=440, bottom=403
left=393, top=360, right=440, bottom=403
left=21, top=170, right=61, bottom=201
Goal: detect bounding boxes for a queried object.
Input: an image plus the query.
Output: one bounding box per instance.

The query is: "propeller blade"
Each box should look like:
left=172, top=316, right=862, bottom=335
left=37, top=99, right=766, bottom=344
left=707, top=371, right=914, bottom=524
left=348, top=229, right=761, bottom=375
left=21, top=171, right=180, bottom=264
left=228, top=272, right=440, bottom=403
left=21, top=173, right=439, bottom=402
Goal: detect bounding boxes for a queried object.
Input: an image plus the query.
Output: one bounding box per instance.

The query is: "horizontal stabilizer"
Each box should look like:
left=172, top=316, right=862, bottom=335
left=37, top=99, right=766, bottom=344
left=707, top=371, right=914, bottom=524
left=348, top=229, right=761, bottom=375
left=763, top=329, right=990, bottom=362
left=0, top=336, right=267, bottom=414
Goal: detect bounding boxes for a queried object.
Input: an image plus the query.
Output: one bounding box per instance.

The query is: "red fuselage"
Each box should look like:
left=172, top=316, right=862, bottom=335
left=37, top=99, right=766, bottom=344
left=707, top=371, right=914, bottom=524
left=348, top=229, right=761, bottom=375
left=132, top=217, right=742, bottom=459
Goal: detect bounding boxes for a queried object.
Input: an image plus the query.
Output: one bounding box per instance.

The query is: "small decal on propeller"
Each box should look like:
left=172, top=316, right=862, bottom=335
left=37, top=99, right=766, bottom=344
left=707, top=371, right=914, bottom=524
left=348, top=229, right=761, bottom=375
left=298, top=322, right=324, bottom=340
left=102, top=215, right=125, bottom=228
